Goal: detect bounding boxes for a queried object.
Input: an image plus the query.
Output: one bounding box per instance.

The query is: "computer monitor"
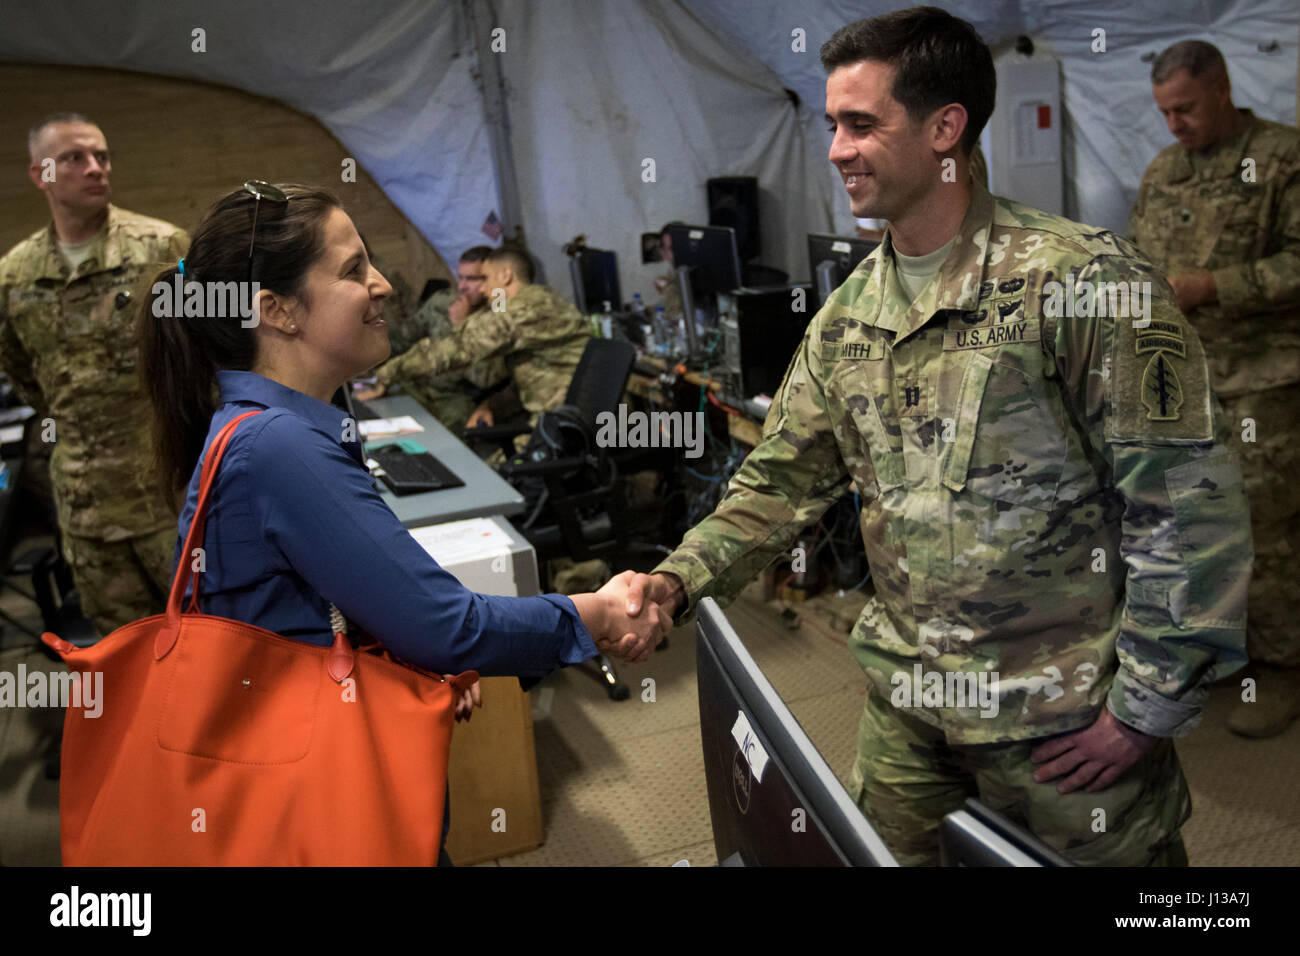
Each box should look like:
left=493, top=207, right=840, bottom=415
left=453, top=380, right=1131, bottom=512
left=666, top=224, right=742, bottom=296
left=939, top=799, right=1075, bottom=866
left=696, top=598, right=898, bottom=866
left=331, top=382, right=379, bottom=422
left=568, top=247, right=621, bottom=314
left=807, top=232, right=878, bottom=307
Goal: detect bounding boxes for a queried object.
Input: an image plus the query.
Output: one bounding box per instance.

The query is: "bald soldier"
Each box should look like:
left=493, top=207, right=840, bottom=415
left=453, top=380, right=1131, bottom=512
left=0, top=113, right=188, bottom=634
left=1129, top=41, right=1300, bottom=739
left=369, top=246, right=589, bottom=438
left=618, top=8, right=1251, bottom=866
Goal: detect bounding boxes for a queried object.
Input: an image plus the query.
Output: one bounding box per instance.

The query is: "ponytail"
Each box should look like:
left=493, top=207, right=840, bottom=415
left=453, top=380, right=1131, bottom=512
left=137, top=263, right=231, bottom=499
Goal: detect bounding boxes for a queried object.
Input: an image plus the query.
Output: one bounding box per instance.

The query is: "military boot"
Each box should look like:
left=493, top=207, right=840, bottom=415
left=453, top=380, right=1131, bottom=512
left=1227, top=666, right=1300, bottom=738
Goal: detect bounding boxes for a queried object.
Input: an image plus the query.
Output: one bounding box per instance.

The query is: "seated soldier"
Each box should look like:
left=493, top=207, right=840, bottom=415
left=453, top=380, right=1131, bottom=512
left=368, top=246, right=590, bottom=449
left=373, top=245, right=518, bottom=431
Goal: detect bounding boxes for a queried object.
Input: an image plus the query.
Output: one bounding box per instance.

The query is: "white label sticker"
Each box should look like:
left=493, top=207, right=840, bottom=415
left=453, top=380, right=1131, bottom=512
left=689, top=229, right=704, bottom=240
left=831, top=240, right=851, bottom=254
left=730, top=710, right=770, bottom=783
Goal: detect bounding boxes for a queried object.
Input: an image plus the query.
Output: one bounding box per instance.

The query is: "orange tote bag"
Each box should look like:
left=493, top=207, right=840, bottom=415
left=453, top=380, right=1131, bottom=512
left=43, top=409, right=478, bottom=865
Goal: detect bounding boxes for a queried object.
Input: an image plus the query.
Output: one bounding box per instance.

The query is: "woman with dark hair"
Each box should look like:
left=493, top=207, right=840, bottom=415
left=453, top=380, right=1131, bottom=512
left=136, top=183, right=668, bottom=783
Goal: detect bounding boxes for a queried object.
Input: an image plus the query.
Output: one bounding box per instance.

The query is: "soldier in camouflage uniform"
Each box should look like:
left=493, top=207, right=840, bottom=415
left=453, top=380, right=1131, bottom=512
left=372, top=246, right=588, bottom=437
left=1128, top=41, right=1300, bottom=739
left=0, top=114, right=188, bottom=635
left=379, top=246, right=516, bottom=431
left=622, top=9, right=1251, bottom=866
left=653, top=223, right=684, bottom=320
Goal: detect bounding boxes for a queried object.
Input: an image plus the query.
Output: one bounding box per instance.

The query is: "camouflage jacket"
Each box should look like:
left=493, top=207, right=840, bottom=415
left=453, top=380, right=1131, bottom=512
left=1129, top=110, right=1300, bottom=396
left=657, top=269, right=684, bottom=320
left=0, top=205, right=188, bottom=540
left=656, top=182, right=1251, bottom=744
left=384, top=289, right=508, bottom=392
left=376, top=282, right=589, bottom=417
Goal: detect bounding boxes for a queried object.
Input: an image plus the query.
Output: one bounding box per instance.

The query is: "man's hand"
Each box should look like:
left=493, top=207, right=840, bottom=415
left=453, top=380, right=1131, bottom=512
left=448, top=294, right=473, bottom=326
left=354, top=383, right=387, bottom=401
left=446, top=676, right=482, bottom=722
left=465, top=403, right=494, bottom=429
left=624, top=571, right=686, bottom=620
left=1030, top=707, right=1158, bottom=794
left=1166, top=270, right=1217, bottom=312
left=571, top=571, right=673, bottom=664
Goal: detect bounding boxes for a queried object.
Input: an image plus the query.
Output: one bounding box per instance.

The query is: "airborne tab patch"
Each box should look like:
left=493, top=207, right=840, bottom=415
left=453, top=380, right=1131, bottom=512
left=1135, top=335, right=1187, bottom=358
left=1134, top=319, right=1187, bottom=359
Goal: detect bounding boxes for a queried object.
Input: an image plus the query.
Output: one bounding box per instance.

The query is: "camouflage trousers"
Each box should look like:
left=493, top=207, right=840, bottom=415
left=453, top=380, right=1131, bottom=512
left=403, top=375, right=524, bottom=439
left=402, top=379, right=476, bottom=435
left=61, top=527, right=175, bottom=636
left=849, top=688, right=1191, bottom=866
left=548, top=557, right=610, bottom=595
left=1221, top=385, right=1300, bottom=667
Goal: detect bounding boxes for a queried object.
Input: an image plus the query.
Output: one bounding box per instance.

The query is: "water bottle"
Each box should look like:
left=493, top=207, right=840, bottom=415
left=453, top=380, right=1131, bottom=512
left=632, top=292, right=645, bottom=317
left=654, top=306, right=669, bottom=356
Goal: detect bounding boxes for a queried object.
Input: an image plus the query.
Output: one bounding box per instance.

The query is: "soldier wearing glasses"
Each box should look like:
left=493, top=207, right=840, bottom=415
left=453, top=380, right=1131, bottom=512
left=0, top=113, right=188, bottom=635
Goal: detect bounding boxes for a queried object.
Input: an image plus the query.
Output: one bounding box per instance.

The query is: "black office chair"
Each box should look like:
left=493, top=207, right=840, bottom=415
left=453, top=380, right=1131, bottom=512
left=0, top=426, right=97, bottom=648
left=467, top=338, right=669, bottom=699
left=0, top=441, right=96, bottom=783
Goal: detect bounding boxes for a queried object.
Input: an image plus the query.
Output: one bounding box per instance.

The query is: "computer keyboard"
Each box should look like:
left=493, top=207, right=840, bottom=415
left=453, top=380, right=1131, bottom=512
left=369, top=441, right=465, bottom=495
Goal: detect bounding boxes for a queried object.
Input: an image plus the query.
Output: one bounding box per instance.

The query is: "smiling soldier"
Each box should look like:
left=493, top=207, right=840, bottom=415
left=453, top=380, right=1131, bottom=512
left=623, top=7, right=1251, bottom=866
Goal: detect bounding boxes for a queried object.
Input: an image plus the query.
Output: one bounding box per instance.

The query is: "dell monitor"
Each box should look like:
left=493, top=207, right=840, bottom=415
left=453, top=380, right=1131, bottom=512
left=696, top=597, right=898, bottom=866
left=807, top=232, right=878, bottom=308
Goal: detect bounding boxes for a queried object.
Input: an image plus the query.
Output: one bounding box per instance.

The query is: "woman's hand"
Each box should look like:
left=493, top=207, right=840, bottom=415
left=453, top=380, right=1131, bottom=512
left=571, top=570, right=673, bottom=664
left=447, top=677, right=482, bottom=722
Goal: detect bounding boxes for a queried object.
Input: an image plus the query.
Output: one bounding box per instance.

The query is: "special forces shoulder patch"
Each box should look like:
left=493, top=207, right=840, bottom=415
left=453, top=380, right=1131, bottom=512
left=1107, top=309, right=1211, bottom=443
left=1136, top=319, right=1186, bottom=421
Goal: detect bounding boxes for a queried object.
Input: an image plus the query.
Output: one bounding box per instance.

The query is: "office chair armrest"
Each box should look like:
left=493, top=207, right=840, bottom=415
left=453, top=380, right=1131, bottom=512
left=498, top=455, right=588, bottom=480
left=462, top=422, right=532, bottom=443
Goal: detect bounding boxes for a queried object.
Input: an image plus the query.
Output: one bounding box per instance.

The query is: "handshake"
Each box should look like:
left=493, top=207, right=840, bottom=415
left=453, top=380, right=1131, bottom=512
left=570, top=570, right=686, bottom=663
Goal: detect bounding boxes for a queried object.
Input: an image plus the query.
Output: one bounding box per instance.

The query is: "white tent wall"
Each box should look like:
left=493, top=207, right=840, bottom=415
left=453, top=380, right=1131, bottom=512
left=1021, top=0, right=1299, bottom=232
left=493, top=0, right=838, bottom=298
left=687, top=0, right=1298, bottom=235
left=1, top=0, right=1295, bottom=300
left=0, top=0, right=502, bottom=271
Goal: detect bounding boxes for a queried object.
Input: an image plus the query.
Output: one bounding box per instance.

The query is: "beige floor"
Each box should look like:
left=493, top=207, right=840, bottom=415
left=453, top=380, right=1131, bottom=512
left=1, top=573, right=1296, bottom=867
left=492, top=581, right=1300, bottom=867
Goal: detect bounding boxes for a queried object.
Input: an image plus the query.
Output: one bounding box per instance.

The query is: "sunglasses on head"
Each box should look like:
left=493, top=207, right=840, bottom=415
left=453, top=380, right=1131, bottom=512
left=243, top=180, right=288, bottom=283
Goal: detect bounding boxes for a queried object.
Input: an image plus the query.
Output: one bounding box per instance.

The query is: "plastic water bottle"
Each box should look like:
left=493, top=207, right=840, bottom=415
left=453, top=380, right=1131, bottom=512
left=653, top=306, right=669, bottom=356
left=632, top=292, right=645, bottom=317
